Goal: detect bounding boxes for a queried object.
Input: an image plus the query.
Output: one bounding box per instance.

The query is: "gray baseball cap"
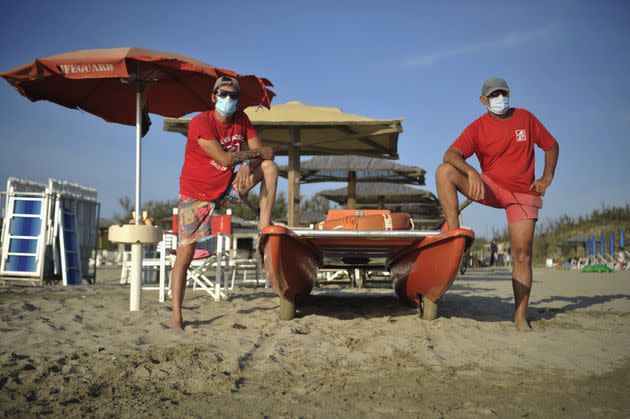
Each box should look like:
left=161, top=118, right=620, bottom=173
left=213, top=76, right=240, bottom=92
left=481, top=77, right=510, bottom=97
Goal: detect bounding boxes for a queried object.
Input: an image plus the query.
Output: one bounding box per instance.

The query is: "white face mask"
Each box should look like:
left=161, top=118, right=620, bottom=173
left=488, top=94, right=510, bottom=115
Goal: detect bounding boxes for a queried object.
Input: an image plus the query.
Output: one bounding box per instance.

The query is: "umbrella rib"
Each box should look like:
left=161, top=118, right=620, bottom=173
left=74, top=78, right=109, bottom=112
left=146, top=63, right=213, bottom=111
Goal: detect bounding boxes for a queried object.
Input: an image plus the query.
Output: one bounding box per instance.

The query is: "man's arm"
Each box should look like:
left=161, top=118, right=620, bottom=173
left=242, top=136, right=266, bottom=165
left=530, top=142, right=559, bottom=196
left=444, top=146, right=485, bottom=200
left=197, top=136, right=273, bottom=167
left=233, top=136, right=266, bottom=192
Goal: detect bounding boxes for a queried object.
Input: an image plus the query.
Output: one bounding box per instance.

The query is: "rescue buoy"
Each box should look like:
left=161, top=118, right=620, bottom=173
left=315, top=212, right=412, bottom=231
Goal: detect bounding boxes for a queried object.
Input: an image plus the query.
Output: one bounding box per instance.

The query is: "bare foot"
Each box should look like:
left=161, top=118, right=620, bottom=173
left=171, top=317, right=184, bottom=331
left=515, top=318, right=532, bottom=332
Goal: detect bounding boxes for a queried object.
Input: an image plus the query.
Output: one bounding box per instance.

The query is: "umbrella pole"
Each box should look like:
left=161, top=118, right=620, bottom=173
left=130, top=84, right=143, bottom=311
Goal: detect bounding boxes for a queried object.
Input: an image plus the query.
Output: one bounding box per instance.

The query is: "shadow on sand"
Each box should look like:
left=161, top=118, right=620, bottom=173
left=204, top=270, right=630, bottom=324
left=440, top=284, right=630, bottom=323
left=296, top=289, right=416, bottom=320
left=292, top=289, right=630, bottom=323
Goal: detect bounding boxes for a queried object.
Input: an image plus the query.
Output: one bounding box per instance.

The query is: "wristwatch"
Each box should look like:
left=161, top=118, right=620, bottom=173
left=242, top=159, right=250, bottom=166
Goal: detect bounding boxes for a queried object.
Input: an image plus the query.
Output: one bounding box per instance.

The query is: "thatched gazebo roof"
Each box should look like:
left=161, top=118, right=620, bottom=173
left=278, top=156, right=425, bottom=185
left=317, top=183, right=436, bottom=205
left=317, top=183, right=444, bottom=227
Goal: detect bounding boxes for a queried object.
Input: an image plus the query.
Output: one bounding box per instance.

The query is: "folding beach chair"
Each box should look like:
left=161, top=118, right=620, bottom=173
left=120, top=231, right=178, bottom=302
left=187, top=214, right=233, bottom=301
left=228, top=233, right=266, bottom=287
left=142, top=231, right=177, bottom=302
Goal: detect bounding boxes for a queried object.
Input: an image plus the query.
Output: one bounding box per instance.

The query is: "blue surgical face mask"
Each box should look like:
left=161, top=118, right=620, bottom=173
left=215, top=95, right=238, bottom=116
left=488, top=94, right=510, bottom=115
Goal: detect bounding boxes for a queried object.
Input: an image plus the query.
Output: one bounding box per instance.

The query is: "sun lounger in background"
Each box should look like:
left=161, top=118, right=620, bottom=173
left=143, top=232, right=177, bottom=302
left=0, top=177, right=98, bottom=286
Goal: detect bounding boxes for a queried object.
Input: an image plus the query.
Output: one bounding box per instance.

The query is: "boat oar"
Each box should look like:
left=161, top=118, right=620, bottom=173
left=458, top=199, right=473, bottom=215
left=241, top=195, right=260, bottom=219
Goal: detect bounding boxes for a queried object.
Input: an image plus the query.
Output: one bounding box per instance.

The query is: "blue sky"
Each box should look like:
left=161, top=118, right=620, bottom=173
left=1, top=0, right=629, bottom=237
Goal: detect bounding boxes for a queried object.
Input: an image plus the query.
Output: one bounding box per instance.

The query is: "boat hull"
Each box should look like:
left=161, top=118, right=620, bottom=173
left=390, top=229, right=473, bottom=305
left=261, top=226, right=319, bottom=301
left=261, top=225, right=474, bottom=309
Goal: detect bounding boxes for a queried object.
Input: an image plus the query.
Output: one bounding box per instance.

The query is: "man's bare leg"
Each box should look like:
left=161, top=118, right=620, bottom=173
left=257, top=160, right=278, bottom=229
left=435, top=163, right=475, bottom=229
left=170, top=243, right=196, bottom=330
left=508, top=219, right=536, bottom=332
left=242, top=160, right=278, bottom=230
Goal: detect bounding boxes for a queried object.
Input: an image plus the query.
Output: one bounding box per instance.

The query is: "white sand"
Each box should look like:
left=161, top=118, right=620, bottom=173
left=1, top=267, right=629, bottom=417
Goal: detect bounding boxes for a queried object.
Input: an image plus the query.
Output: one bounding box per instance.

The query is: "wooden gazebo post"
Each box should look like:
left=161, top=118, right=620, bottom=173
left=347, top=171, right=357, bottom=209
left=287, top=127, right=301, bottom=226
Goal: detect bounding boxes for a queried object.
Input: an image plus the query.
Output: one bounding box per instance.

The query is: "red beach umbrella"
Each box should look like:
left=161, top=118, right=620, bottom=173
left=1, top=47, right=274, bottom=125
left=1, top=47, right=275, bottom=310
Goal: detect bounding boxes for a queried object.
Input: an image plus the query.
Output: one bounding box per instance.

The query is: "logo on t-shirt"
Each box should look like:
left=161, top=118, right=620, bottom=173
left=515, top=129, right=527, bottom=142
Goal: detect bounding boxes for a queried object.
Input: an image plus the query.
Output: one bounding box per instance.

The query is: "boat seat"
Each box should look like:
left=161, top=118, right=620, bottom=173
left=315, top=210, right=412, bottom=231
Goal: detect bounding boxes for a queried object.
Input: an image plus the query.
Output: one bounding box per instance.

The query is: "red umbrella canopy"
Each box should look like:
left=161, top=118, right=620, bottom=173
left=0, top=47, right=275, bottom=126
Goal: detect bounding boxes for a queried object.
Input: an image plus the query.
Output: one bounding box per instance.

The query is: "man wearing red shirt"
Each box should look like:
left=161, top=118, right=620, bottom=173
left=171, top=76, right=278, bottom=330
left=436, top=77, right=559, bottom=331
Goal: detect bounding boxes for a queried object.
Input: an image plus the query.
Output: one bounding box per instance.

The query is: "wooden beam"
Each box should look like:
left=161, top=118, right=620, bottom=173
left=358, top=136, right=390, bottom=154
left=330, top=124, right=393, bottom=155
left=287, top=127, right=301, bottom=227
left=347, top=171, right=356, bottom=209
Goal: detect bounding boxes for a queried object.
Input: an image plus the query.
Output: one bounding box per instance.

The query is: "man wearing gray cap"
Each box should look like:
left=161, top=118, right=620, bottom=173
left=435, top=77, right=559, bottom=331
left=170, top=76, right=278, bottom=330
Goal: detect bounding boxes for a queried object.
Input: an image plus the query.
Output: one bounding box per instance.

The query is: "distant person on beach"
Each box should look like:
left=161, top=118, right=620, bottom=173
left=617, top=247, right=627, bottom=270
left=436, top=77, right=559, bottom=331
left=490, top=239, right=498, bottom=266
left=170, top=76, right=278, bottom=330
left=497, top=241, right=505, bottom=266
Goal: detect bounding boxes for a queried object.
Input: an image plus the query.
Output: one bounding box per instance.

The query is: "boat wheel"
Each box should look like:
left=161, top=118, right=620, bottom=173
left=278, top=297, right=296, bottom=321
left=417, top=295, right=438, bottom=321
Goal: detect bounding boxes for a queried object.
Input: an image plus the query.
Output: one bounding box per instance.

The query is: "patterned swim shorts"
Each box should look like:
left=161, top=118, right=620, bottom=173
left=178, top=181, right=243, bottom=246
left=178, top=195, right=216, bottom=246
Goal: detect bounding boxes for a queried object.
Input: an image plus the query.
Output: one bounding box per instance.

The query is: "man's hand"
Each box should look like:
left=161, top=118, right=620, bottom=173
left=234, top=164, right=255, bottom=195
left=530, top=175, right=552, bottom=196
left=467, top=169, right=485, bottom=201
left=259, top=146, right=274, bottom=160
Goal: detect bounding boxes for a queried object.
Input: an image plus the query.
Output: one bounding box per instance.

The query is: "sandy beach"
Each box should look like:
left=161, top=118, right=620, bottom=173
left=1, top=267, right=629, bottom=418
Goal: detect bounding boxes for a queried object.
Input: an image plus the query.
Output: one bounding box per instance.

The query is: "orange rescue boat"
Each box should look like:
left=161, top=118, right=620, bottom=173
left=260, top=210, right=474, bottom=320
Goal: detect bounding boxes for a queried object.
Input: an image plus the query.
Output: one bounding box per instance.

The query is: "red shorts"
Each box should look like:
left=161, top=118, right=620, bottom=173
left=477, top=174, right=543, bottom=224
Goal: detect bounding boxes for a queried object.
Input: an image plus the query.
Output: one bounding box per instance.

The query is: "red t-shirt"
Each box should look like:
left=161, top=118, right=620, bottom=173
left=451, top=108, right=557, bottom=195
left=180, top=110, right=257, bottom=201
